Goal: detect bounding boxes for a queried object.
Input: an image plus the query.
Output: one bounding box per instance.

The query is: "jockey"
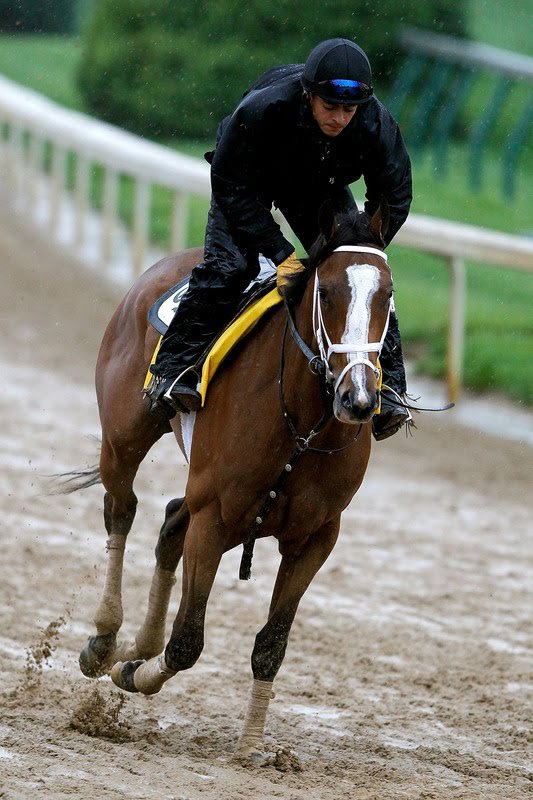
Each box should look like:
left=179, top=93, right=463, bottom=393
left=146, top=38, right=413, bottom=440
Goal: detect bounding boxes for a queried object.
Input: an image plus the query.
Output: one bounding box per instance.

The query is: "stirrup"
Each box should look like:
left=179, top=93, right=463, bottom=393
left=144, top=374, right=177, bottom=418
left=372, top=387, right=414, bottom=442
left=164, top=375, right=202, bottom=413
left=144, top=371, right=201, bottom=416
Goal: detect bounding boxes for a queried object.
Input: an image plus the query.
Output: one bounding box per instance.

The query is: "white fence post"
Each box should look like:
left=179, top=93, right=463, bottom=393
left=7, top=123, right=23, bottom=200
left=102, top=167, right=118, bottom=266
left=446, top=256, right=466, bottom=403
left=27, top=133, right=42, bottom=216
left=74, top=155, right=90, bottom=252
left=49, top=144, right=66, bottom=235
left=132, top=179, right=150, bottom=276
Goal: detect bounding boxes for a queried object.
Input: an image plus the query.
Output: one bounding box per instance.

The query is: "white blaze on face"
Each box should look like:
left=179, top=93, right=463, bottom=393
left=342, top=263, right=381, bottom=403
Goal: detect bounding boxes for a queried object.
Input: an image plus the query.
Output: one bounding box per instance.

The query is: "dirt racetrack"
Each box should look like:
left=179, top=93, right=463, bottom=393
left=1, top=207, right=532, bottom=800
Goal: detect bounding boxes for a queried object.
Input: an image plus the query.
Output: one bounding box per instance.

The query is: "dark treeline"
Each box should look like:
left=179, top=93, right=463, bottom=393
left=0, top=0, right=82, bottom=32
left=77, top=0, right=467, bottom=139
left=0, top=1, right=467, bottom=139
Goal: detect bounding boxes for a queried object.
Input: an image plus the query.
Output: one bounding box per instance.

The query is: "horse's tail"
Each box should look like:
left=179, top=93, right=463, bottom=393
left=50, top=465, right=101, bottom=495
left=47, top=436, right=102, bottom=494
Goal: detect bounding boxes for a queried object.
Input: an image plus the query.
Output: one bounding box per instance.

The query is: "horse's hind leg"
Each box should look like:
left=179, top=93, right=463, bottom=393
left=79, top=428, right=161, bottom=677
left=236, top=520, right=340, bottom=761
left=114, top=496, right=190, bottom=662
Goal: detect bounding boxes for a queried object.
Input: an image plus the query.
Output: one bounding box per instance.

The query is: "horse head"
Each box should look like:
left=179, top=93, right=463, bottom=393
left=307, top=200, right=393, bottom=425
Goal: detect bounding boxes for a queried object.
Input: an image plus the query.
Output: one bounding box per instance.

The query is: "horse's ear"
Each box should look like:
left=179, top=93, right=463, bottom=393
left=318, top=200, right=338, bottom=241
left=368, top=198, right=390, bottom=247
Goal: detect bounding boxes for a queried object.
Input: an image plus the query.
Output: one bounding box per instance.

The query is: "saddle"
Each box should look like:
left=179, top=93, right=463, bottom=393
left=145, top=257, right=283, bottom=405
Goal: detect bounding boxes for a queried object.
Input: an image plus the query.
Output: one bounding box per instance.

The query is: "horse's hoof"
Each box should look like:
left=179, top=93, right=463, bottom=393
left=234, top=749, right=270, bottom=767
left=233, top=743, right=270, bottom=767
left=233, top=746, right=302, bottom=772
left=79, top=633, right=117, bottom=677
left=110, top=660, right=144, bottom=693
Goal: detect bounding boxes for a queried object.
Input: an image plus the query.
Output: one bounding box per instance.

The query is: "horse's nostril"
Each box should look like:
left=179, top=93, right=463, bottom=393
left=338, top=388, right=380, bottom=420
left=341, top=391, right=353, bottom=411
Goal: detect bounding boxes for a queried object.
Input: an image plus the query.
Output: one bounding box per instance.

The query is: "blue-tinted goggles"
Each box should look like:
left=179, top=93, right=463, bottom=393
left=316, top=78, right=373, bottom=103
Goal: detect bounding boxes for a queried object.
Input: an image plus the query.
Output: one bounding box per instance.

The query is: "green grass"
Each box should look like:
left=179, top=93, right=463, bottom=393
left=1, top=31, right=532, bottom=405
left=388, top=245, right=533, bottom=404
left=469, top=0, right=533, bottom=55
left=387, top=141, right=533, bottom=404
left=410, top=145, right=532, bottom=234
left=0, top=34, right=84, bottom=109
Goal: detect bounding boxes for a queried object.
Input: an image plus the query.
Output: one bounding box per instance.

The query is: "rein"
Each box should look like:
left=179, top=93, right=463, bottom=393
left=278, top=317, right=362, bottom=456
left=239, top=249, right=380, bottom=581
left=238, top=316, right=363, bottom=580
left=239, top=242, right=456, bottom=579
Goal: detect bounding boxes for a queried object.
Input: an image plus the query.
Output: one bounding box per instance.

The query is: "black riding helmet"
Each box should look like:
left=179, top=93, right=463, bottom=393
left=301, top=38, right=373, bottom=105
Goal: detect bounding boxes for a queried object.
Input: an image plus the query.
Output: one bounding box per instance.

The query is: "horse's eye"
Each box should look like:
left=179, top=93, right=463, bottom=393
left=318, top=287, right=330, bottom=305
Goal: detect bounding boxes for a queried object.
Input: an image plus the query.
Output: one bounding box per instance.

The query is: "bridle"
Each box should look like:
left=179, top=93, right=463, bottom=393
left=240, top=243, right=451, bottom=582
left=240, top=244, right=392, bottom=582
left=312, top=245, right=392, bottom=393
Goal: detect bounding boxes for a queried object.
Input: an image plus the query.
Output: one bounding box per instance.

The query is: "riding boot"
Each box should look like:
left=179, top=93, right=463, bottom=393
left=145, top=276, right=241, bottom=418
left=145, top=360, right=202, bottom=418
left=372, top=311, right=412, bottom=441
left=144, top=326, right=203, bottom=418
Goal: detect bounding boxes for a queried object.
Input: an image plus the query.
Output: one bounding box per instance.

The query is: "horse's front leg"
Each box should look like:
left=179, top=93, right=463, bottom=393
left=236, top=519, right=340, bottom=762
left=111, top=507, right=225, bottom=695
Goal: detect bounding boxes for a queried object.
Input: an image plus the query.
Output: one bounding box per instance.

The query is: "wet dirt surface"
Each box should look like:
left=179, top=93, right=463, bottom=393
left=1, top=208, right=532, bottom=799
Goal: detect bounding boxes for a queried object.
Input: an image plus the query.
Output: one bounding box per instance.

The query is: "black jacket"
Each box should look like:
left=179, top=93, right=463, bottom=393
left=209, top=65, right=412, bottom=264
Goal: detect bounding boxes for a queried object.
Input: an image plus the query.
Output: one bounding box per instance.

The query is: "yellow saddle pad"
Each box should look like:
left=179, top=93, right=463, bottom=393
left=144, top=287, right=282, bottom=407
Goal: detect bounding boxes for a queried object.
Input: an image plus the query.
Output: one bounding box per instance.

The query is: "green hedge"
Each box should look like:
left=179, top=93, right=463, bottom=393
left=79, top=0, right=468, bottom=139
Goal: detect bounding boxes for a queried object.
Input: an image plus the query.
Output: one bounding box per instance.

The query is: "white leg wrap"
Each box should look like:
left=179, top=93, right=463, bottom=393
left=133, top=653, right=176, bottom=695
left=235, top=679, right=275, bottom=757
left=134, top=566, right=176, bottom=657
left=94, top=534, right=126, bottom=635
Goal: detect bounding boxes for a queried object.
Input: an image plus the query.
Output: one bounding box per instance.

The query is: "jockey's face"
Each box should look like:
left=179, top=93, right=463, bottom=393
left=309, top=93, right=358, bottom=137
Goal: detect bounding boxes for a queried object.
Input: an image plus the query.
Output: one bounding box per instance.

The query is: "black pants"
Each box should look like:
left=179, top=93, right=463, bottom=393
left=151, top=196, right=260, bottom=378
left=152, top=193, right=407, bottom=395
left=379, top=310, right=407, bottom=395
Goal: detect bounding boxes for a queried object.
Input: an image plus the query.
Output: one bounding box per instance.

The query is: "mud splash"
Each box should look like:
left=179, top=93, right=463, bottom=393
left=22, top=615, right=67, bottom=692
left=69, top=683, right=131, bottom=742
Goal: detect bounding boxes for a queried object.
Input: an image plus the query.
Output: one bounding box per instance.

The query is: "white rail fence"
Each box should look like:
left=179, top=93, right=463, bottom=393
left=1, top=75, right=532, bottom=402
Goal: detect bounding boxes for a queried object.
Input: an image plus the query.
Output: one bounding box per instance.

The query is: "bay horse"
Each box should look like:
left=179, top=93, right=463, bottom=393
left=77, top=200, right=393, bottom=760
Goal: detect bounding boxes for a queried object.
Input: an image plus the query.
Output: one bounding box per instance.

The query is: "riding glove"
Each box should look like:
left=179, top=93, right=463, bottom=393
left=276, top=253, right=307, bottom=301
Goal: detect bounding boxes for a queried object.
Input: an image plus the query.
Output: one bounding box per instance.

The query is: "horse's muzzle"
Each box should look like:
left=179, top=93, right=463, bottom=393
left=334, top=387, right=380, bottom=424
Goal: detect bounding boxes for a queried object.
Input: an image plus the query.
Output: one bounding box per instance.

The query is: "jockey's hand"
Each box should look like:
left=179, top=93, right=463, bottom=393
left=276, top=253, right=307, bottom=302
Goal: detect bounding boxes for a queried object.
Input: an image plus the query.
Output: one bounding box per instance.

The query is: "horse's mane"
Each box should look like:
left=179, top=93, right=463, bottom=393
left=308, top=210, right=382, bottom=270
